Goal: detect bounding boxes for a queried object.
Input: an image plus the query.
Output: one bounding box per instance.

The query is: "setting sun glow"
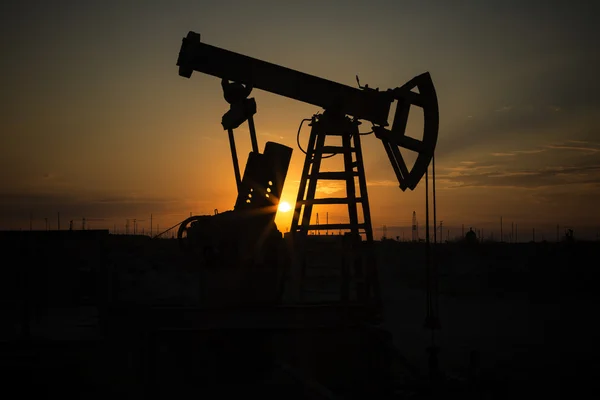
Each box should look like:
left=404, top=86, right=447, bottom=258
left=278, top=201, right=291, bottom=213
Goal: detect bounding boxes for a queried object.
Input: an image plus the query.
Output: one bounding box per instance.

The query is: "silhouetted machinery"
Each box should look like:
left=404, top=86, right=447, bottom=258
left=175, top=31, right=439, bottom=309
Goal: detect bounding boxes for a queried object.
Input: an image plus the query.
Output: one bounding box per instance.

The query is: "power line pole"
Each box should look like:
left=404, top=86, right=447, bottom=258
left=433, top=154, right=437, bottom=244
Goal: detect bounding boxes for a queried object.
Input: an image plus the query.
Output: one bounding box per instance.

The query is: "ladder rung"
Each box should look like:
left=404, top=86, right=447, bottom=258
left=312, top=171, right=358, bottom=180
left=314, top=132, right=348, bottom=136
left=305, top=223, right=367, bottom=230
left=298, top=198, right=364, bottom=205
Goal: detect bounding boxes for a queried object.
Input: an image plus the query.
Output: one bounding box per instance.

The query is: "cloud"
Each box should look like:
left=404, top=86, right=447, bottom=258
left=546, top=144, right=599, bottom=153
left=367, top=180, right=398, bottom=187
left=259, top=132, right=285, bottom=140
left=486, top=141, right=600, bottom=158
left=441, top=162, right=497, bottom=176
left=568, top=140, right=600, bottom=146
left=0, top=191, right=195, bottom=223
left=440, top=163, right=600, bottom=189
left=513, top=149, right=546, bottom=154
left=315, top=182, right=345, bottom=195
left=440, top=101, right=600, bottom=158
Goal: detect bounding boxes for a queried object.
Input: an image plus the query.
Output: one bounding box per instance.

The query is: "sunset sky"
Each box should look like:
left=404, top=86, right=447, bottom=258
left=1, top=0, right=599, bottom=240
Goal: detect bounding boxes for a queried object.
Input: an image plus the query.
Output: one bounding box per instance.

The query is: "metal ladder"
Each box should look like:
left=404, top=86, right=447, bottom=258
left=290, top=112, right=378, bottom=305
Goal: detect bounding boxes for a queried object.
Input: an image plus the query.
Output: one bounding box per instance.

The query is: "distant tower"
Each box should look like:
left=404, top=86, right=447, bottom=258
left=412, top=211, right=418, bottom=242
left=383, top=225, right=388, bottom=240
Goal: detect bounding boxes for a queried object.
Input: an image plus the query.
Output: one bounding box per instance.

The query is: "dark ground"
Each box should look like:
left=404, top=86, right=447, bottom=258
left=0, top=231, right=598, bottom=398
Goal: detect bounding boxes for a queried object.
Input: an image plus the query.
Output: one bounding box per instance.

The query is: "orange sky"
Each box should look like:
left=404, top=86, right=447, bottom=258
left=1, top=1, right=599, bottom=240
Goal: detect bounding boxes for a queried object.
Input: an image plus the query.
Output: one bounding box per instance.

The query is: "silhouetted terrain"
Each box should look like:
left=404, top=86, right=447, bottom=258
left=1, top=232, right=597, bottom=398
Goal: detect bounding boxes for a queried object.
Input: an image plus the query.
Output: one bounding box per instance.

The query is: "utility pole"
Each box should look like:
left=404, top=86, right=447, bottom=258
left=432, top=154, right=437, bottom=244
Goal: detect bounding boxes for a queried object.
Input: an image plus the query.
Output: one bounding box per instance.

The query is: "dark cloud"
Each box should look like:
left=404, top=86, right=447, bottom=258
left=485, top=140, right=600, bottom=158
left=438, top=105, right=573, bottom=158
left=439, top=162, right=600, bottom=189
left=0, top=192, right=194, bottom=224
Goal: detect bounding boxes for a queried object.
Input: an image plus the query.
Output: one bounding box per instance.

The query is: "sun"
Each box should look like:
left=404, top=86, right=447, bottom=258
left=278, top=201, right=291, bottom=212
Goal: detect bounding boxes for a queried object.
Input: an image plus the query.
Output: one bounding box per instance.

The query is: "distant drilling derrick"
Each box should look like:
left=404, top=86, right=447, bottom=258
left=412, top=211, right=419, bottom=242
